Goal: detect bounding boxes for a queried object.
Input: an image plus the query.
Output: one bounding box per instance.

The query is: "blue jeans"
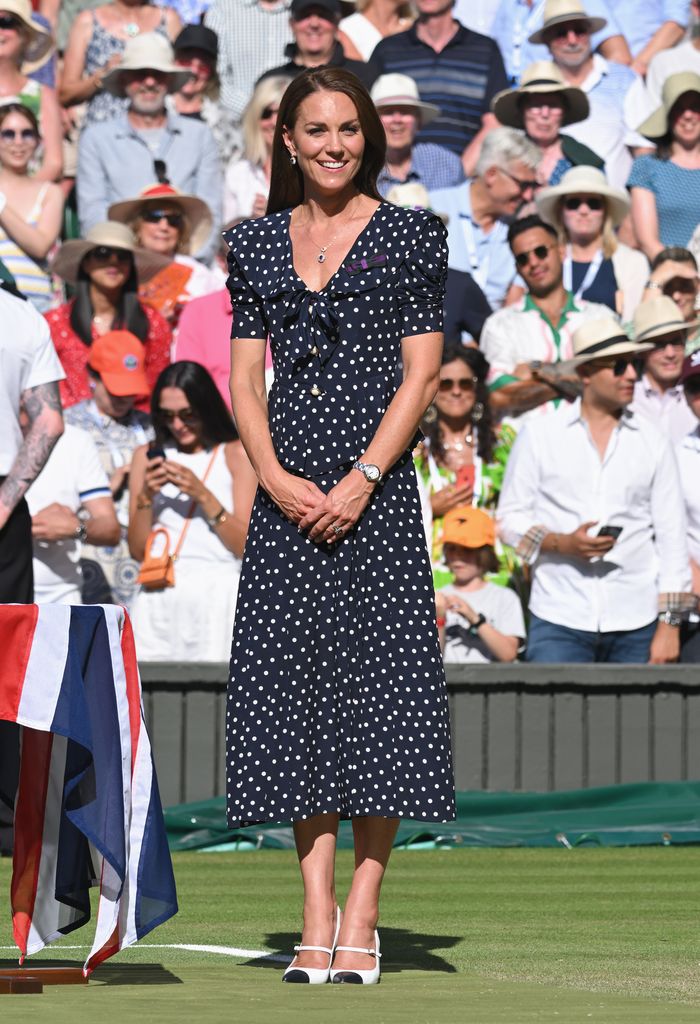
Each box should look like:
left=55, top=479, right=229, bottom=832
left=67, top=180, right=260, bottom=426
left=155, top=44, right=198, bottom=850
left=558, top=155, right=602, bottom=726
left=526, top=614, right=657, bottom=663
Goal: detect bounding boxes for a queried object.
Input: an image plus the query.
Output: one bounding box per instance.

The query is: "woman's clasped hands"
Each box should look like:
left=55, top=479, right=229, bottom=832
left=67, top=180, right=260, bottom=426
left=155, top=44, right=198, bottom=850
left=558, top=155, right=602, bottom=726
left=272, top=469, right=374, bottom=544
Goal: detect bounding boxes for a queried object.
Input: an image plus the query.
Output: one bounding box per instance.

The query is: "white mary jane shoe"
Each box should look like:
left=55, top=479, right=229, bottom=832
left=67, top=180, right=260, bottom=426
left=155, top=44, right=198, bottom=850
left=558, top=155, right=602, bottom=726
left=330, top=930, right=381, bottom=985
left=282, top=905, right=342, bottom=984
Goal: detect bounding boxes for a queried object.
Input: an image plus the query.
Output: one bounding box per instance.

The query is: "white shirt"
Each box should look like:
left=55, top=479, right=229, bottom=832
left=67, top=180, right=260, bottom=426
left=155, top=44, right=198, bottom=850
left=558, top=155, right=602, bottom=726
left=338, top=12, right=383, bottom=61
left=223, top=158, right=269, bottom=224
left=646, top=40, right=700, bottom=108
left=497, top=398, right=691, bottom=631
left=631, top=374, right=697, bottom=443
left=452, top=0, right=500, bottom=36
left=441, top=581, right=526, bottom=663
left=676, top=425, right=700, bottom=566
left=0, top=289, right=64, bottom=474
left=25, top=425, right=112, bottom=604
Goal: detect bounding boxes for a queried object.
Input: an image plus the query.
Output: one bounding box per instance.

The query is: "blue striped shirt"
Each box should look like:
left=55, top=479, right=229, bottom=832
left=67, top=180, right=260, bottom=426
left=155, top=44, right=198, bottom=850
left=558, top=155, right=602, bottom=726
left=371, top=24, right=508, bottom=156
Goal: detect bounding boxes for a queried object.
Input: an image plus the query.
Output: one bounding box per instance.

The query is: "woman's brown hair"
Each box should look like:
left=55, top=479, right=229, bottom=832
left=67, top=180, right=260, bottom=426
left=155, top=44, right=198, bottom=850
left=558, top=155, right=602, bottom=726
left=266, top=66, right=386, bottom=214
left=0, top=102, right=40, bottom=138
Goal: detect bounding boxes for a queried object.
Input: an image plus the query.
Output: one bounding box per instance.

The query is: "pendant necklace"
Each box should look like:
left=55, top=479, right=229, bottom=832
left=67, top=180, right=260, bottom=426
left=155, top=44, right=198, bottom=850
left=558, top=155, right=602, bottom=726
left=312, top=232, right=339, bottom=264
left=443, top=428, right=474, bottom=453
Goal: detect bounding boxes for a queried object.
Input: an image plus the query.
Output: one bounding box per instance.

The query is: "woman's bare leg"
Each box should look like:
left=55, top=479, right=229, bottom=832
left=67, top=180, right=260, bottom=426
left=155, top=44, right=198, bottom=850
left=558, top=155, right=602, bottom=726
left=290, top=812, right=340, bottom=970
left=332, top=815, right=399, bottom=971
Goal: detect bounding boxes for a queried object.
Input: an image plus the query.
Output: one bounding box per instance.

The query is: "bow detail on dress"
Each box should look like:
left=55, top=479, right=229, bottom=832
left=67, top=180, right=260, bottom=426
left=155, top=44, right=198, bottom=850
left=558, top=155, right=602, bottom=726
left=281, top=284, right=343, bottom=368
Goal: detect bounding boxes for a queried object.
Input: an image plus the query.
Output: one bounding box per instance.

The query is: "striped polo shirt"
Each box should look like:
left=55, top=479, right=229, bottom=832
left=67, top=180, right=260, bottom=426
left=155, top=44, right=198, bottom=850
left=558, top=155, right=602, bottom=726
left=371, top=23, right=508, bottom=156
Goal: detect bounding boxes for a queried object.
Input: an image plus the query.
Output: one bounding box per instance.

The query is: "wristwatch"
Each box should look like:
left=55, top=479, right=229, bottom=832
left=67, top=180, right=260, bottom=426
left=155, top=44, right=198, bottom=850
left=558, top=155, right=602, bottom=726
left=207, top=506, right=227, bottom=528
left=658, top=610, right=682, bottom=627
left=74, top=520, right=88, bottom=543
left=353, top=460, right=383, bottom=484
left=469, top=613, right=486, bottom=636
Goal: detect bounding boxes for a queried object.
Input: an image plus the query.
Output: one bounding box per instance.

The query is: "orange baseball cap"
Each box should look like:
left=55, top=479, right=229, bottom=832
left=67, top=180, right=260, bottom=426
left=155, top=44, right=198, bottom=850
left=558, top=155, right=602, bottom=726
left=87, top=330, right=150, bottom=397
left=442, top=506, right=495, bottom=548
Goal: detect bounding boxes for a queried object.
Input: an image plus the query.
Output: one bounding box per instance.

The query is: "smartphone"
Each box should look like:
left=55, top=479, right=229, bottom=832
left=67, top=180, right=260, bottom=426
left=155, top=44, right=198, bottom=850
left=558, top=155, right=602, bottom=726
left=146, top=446, right=166, bottom=462
left=598, top=525, right=623, bottom=540
left=455, top=465, right=475, bottom=490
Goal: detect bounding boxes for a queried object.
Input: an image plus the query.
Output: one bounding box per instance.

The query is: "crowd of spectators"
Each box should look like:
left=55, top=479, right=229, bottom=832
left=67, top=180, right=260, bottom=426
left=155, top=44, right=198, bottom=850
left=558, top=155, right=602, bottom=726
left=2, top=0, right=700, bottom=666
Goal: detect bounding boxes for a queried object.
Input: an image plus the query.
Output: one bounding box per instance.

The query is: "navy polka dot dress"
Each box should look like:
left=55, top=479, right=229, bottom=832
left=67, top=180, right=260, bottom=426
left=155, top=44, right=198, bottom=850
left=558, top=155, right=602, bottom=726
left=224, top=203, right=456, bottom=828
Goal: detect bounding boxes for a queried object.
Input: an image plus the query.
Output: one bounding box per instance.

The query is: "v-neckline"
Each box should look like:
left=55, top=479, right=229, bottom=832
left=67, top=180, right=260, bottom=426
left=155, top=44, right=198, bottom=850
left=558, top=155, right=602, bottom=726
left=287, top=201, right=384, bottom=295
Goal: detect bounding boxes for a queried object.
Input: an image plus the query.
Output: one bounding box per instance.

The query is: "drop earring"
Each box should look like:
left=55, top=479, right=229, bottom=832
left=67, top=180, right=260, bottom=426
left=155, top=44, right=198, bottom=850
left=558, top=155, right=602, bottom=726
left=471, top=401, right=484, bottom=423
left=289, top=153, right=297, bottom=166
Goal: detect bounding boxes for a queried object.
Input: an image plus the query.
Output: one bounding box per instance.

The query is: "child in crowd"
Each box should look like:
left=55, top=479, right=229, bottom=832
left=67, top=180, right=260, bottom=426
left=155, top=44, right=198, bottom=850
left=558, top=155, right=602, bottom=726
left=436, top=506, right=525, bottom=663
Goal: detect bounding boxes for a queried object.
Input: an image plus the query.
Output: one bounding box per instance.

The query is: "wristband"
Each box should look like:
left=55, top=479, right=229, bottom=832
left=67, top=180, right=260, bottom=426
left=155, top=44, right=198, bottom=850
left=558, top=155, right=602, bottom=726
left=436, top=616, right=446, bottom=628
left=645, top=280, right=663, bottom=291
left=469, top=613, right=486, bottom=636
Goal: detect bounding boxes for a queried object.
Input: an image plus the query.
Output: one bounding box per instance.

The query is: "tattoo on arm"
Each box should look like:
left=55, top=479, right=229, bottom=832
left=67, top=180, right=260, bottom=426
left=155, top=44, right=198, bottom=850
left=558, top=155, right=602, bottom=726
left=22, top=381, right=63, bottom=419
left=0, top=382, right=63, bottom=516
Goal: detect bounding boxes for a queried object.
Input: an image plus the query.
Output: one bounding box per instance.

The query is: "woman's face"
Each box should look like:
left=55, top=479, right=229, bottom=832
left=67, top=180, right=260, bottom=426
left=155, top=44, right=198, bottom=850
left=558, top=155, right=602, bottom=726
left=259, top=99, right=280, bottom=153
left=561, top=193, right=606, bottom=243
left=0, top=10, right=26, bottom=63
left=522, top=93, right=565, bottom=146
left=174, top=47, right=214, bottom=98
left=379, top=105, right=419, bottom=152
left=83, top=245, right=133, bottom=291
left=283, top=89, right=365, bottom=198
left=158, top=386, right=203, bottom=450
left=435, top=358, right=477, bottom=421
left=0, top=110, right=38, bottom=172
left=137, top=202, right=183, bottom=257
left=671, top=92, right=700, bottom=148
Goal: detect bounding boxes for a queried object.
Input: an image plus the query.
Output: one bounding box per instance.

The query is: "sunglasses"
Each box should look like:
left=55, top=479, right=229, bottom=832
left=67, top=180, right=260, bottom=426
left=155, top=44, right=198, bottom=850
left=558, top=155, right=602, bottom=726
left=89, top=245, right=132, bottom=263
left=0, top=14, right=21, bottom=30
left=0, top=128, right=37, bottom=142
left=498, top=166, right=539, bottom=193
left=551, top=20, right=589, bottom=38
left=564, top=196, right=604, bottom=211
left=142, top=208, right=184, bottom=228
left=438, top=377, right=478, bottom=392
left=591, top=355, right=643, bottom=377
left=514, top=243, right=555, bottom=268
left=260, top=106, right=279, bottom=120
left=158, top=407, right=200, bottom=425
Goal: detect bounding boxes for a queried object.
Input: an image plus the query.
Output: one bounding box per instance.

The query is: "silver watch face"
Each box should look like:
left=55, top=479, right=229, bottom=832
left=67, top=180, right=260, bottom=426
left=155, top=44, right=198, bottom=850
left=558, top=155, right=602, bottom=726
left=364, top=464, right=381, bottom=482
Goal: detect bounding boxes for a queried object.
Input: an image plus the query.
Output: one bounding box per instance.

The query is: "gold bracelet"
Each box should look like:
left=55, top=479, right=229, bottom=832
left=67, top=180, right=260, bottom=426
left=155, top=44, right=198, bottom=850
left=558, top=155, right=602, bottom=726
left=136, top=495, right=153, bottom=510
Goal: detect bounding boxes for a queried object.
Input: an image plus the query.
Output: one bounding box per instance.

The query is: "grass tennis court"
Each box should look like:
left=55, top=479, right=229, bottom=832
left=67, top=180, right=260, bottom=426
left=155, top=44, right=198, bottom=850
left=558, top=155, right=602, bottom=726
left=2, top=847, right=700, bottom=1022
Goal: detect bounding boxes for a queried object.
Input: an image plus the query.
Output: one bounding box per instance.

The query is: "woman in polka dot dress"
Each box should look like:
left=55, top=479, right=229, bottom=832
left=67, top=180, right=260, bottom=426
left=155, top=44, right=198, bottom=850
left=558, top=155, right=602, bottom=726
left=226, top=67, right=455, bottom=986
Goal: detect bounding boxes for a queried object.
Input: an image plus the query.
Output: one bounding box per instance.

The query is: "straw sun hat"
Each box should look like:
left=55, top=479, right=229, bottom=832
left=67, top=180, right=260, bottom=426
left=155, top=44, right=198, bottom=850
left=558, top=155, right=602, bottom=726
left=569, top=317, right=653, bottom=368
left=50, top=222, right=170, bottom=286
left=527, top=0, right=607, bottom=46
left=637, top=71, right=700, bottom=140
left=101, top=33, right=194, bottom=98
left=1, top=0, right=53, bottom=70
left=491, top=61, right=589, bottom=129
left=536, top=165, right=630, bottom=227
left=108, top=184, right=213, bottom=257
left=632, top=296, right=699, bottom=344
left=370, top=74, right=440, bottom=126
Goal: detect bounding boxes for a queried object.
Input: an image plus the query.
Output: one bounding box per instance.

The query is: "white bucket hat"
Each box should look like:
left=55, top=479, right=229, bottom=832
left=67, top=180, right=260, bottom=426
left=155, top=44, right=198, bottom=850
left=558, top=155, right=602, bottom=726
left=50, top=222, right=171, bottom=286
left=108, top=183, right=213, bottom=257
left=569, top=317, right=653, bottom=368
left=101, top=33, right=194, bottom=98
left=633, top=296, right=699, bottom=344
left=370, top=74, right=440, bottom=126
left=528, top=0, right=606, bottom=45
left=491, top=61, right=589, bottom=129
left=637, top=71, right=700, bottom=140
left=536, top=165, right=630, bottom=227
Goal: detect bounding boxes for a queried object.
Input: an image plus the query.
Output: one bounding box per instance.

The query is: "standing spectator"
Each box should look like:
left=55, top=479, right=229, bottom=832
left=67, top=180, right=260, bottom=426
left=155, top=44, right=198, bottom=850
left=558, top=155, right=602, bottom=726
left=630, top=296, right=698, bottom=441
left=629, top=72, right=700, bottom=260
left=128, top=361, right=258, bottom=661
left=152, top=0, right=210, bottom=21
left=607, top=0, right=689, bottom=77
left=498, top=316, right=692, bottom=663
left=370, top=0, right=508, bottom=170
left=223, top=76, right=288, bottom=224
left=491, top=61, right=602, bottom=186
left=642, top=246, right=700, bottom=350
left=0, top=0, right=62, bottom=180
left=170, top=24, right=235, bottom=163
left=59, top=0, right=181, bottom=126
left=0, top=102, right=63, bottom=312
left=481, top=214, right=611, bottom=421
left=536, top=165, right=648, bottom=320
left=26, top=424, right=120, bottom=604
left=676, top=350, right=700, bottom=661
left=47, top=221, right=171, bottom=409
left=531, top=0, right=651, bottom=189
left=372, top=74, right=464, bottom=196
left=338, top=0, right=413, bottom=62
left=258, top=0, right=379, bottom=89
left=76, top=33, right=222, bottom=262
left=646, top=0, right=700, bottom=108
left=436, top=506, right=525, bottom=663
left=430, top=128, right=540, bottom=311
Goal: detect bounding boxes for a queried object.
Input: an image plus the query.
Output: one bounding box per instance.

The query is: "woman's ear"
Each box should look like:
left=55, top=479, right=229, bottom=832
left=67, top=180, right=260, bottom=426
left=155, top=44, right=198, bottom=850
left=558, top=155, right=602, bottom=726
left=281, top=124, right=295, bottom=161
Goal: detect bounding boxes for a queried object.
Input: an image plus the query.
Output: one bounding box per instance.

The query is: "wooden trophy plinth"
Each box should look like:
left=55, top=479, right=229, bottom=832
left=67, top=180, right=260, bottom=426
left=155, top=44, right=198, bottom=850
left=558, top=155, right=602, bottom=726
left=0, top=966, right=89, bottom=994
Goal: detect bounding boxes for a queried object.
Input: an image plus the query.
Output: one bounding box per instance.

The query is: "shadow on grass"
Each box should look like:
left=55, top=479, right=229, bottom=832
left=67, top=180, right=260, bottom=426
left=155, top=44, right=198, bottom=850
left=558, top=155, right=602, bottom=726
left=0, top=959, right=182, bottom=987
left=245, top=928, right=460, bottom=974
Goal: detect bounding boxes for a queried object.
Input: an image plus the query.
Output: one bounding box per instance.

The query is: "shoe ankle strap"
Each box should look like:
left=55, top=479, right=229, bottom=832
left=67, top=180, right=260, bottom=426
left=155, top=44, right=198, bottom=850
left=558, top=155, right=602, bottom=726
left=293, top=944, right=333, bottom=955
left=334, top=944, right=381, bottom=958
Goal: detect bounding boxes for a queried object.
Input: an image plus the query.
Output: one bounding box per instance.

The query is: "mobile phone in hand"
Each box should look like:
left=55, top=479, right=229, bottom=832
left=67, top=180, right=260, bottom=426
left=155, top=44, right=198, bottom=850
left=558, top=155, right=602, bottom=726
left=598, top=525, right=622, bottom=540
left=146, top=446, right=166, bottom=462
left=455, top=465, right=475, bottom=490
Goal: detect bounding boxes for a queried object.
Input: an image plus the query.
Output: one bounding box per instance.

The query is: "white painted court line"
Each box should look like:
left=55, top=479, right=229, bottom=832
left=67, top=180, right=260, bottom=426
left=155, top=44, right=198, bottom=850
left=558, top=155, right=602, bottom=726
left=0, top=943, right=291, bottom=963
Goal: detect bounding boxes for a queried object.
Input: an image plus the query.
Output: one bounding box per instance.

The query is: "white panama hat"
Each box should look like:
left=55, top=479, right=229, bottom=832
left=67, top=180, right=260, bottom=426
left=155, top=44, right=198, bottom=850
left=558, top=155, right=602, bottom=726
left=536, top=165, right=630, bottom=227
left=101, top=33, right=194, bottom=98
left=370, top=74, right=440, bottom=126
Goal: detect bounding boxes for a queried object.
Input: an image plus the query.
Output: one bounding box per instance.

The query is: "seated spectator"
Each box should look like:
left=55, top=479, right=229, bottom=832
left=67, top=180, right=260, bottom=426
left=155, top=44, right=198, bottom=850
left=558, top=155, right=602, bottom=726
left=128, top=361, right=258, bottom=661
left=481, top=214, right=611, bottom=421
left=65, top=330, right=155, bottom=608
left=489, top=0, right=630, bottom=86
left=0, top=102, right=63, bottom=312
left=676, top=350, right=700, bottom=662
left=607, top=0, right=688, bottom=78
left=47, top=221, right=171, bottom=409
left=258, top=0, right=378, bottom=90
left=436, top=506, right=525, bottom=664
left=492, top=61, right=603, bottom=185
left=372, top=74, right=464, bottom=196
left=642, top=246, right=700, bottom=350
left=531, top=0, right=651, bottom=189
left=26, top=423, right=120, bottom=604
left=536, top=165, right=648, bottom=320
left=109, top=182, right=222, bottom=323
left=630, top=296, right=698, bottom=442
left=76, top=33, right=222, bottom=262
left=645, top=0, right=700, bottom=109
left=629, top=72, right=700, bottom=260
left=0, top=0, right=61, bottom=180
left=430, top=128, right=541, bottom=311
left=371, top=0, right=508, bottom=169
left=414, top=343, right=516, bottom=588
left=59, top=0, right=181, bottom=126
left=498, top=316, right=692, bottom=664
left=338, top=0, right=413, bottom=62
left=223, top=76, right=288, bottom=224
left=169, top=23, right=235, bottom=163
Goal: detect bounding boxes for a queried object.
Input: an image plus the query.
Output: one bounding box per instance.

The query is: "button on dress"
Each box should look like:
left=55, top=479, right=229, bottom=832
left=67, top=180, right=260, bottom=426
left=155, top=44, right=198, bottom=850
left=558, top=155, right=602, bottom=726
left=224, top=202, right=456, bottom=827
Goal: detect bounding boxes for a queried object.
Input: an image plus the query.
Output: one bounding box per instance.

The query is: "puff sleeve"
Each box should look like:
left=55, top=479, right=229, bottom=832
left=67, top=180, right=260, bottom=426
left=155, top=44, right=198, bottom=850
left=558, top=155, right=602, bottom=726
left=226, top=242, right=269, bottom=340
left=396, top=215, right=448, bottom=339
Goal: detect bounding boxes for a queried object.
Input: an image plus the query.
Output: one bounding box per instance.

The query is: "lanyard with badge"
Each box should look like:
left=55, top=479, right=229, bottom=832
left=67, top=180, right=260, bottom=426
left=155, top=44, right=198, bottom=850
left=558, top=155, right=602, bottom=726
left=459, top=213, right=495, bottom=293
left=562, top=245, right=604, bottom=301
left=511, top=0, right=546, bottom=84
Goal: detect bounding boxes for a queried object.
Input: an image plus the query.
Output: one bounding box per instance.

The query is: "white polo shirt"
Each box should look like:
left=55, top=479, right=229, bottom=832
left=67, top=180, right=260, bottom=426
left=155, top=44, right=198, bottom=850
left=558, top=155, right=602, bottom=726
left=677, top=425, right=700, bottom=567
left=0, top=289, right=65, bottom=475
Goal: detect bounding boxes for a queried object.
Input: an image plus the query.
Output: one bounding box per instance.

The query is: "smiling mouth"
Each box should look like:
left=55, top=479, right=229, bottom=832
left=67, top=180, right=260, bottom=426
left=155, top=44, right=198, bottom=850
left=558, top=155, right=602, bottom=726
left=319, top=160, right=345, bottom=170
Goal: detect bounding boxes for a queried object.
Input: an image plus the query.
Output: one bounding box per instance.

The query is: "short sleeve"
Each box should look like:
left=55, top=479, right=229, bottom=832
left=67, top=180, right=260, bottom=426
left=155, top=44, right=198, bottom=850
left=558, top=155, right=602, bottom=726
left=396, top=216, right=448, bottom=339
left=627, top=155, right=658, bottom=194
left=226, top=245, right=269, bottom=340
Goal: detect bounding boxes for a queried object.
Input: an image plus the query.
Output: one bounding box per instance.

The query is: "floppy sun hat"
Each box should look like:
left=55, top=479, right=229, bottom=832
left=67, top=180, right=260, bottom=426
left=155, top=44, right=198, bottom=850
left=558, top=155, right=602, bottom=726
left=442, top=507, right=496, bottom=549
left=101, top=33, right=194, bottom=98
left=637, top=71, right=700, bottom=140
left=536, top=165, right=630, bottom=227
left=370, top=74, right=441, bottom=127
left=87, top=330, right=150, bottom=397
left=108, top=183, right=213, bottom=257
left=50, top=221, right=171, bottom=286
left=527, top=0, right=607, bottom=45
left=491, top=61, right=589, bottom=129
left=0, top=0, right=53, bottom=69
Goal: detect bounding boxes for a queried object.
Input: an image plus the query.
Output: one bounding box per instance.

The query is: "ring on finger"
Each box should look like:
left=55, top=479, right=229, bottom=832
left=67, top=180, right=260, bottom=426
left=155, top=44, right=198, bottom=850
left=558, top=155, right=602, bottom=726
left=331, top=524, right=343, bottom=536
